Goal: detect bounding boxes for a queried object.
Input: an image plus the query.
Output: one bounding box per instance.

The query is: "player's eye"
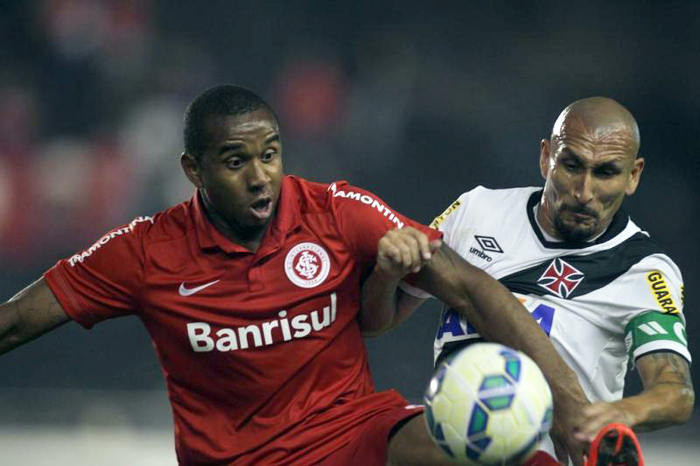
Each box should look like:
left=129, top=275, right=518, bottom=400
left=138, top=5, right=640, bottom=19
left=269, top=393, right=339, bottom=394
left=226, top=158, right=244, bottom=169
left=261, top=151, right=275, bottom=162
left=562, top=160, right=579, bottom=172
left=594, top=166, right=620, bottom=178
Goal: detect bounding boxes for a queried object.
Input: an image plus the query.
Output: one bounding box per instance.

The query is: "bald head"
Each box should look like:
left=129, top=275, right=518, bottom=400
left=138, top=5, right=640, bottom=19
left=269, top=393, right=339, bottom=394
left=551, top=97, right=640, bottom=157
left=538, top=96, right=646, bottom=243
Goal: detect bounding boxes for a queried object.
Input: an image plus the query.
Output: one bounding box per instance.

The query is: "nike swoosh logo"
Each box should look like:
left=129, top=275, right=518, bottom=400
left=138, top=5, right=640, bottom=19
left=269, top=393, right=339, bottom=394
left=178, top=280, right=220, bottom=297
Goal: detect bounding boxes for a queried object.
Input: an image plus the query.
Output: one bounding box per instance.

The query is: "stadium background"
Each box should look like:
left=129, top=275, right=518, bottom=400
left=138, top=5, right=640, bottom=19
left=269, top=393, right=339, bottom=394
left=1, top=1, right=697, bottom=464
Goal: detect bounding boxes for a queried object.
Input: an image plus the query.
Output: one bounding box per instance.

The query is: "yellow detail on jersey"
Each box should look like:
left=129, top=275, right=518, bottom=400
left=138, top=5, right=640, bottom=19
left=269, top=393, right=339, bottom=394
left=430, top=199, right=462, bottom=229
left=646, top=271, right=679, bottom=314
left=681, top=285, right=685, bottom=306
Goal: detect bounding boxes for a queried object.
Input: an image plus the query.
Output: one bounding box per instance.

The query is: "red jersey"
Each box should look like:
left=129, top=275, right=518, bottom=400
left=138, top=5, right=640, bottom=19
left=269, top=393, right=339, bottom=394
left=44, top=176, right=439, bottom=465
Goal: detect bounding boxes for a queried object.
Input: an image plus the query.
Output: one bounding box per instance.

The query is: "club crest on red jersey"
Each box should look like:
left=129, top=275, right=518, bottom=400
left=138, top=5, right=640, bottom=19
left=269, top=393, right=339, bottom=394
left=284, top=242, right=331, bottom=288
left=537, top=258, right=584, bottom=298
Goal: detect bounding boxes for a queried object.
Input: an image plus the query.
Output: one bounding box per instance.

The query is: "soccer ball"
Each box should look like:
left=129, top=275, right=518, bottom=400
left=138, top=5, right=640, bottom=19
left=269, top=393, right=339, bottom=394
left=424, top=343, right=553, bottom=465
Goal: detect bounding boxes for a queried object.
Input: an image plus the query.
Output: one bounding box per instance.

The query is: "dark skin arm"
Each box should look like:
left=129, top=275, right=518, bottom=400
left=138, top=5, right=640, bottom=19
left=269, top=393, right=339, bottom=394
left=361, top=227, right=589, bottom=465
left=0, top=278, right=71, bottom=355
left=576, top=351, right=694, bottom=441
left=360, top=227, right=440, bottom=337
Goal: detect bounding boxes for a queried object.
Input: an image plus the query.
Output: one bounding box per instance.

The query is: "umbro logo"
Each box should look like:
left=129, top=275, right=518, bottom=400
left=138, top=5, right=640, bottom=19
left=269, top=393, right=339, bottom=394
left=179, top=280, right=220, bottom=297
left=537, top=259, right=584, bottom=299
left=469, top=235, right=504, bottom=262
left=474, top=235, right=504, bottom=253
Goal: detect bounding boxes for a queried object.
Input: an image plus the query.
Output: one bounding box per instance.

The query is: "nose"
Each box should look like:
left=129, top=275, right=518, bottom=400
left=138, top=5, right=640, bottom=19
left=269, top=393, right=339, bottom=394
left=574, top=171, right=594, bottom=204
left=247, top=158, right=270, bottom=190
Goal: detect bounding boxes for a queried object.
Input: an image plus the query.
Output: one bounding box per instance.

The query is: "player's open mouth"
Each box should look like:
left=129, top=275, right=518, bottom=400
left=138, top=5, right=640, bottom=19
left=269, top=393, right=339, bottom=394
left=250, top=198, right=273, bottom=219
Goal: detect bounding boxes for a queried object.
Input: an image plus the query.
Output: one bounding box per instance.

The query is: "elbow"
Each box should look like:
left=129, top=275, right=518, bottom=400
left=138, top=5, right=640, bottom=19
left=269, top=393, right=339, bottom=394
left=361, top=328, right=387, bottom=338
left=661, top=385, right=695, bottom=426
left=358, top=314, right=393, bottom=338
left=358, top=312, right=390, bottom=338
left=676, top=387, right=695, bottom=424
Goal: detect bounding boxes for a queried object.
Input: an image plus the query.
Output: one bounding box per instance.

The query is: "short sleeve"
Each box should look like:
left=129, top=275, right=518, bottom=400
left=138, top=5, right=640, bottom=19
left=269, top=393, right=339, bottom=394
left=616, top=254, right=689, bottom=364
left=617, top=255, right=685, bottom=320
left=43, top=216, right=152, bottom=328
left=625, top=311, right=691, bottom=365
left=399, top=190, right=472, bottom=299
left=327, top=181, right=441, bottom=270
left=428, top=190, right=471, bottom=248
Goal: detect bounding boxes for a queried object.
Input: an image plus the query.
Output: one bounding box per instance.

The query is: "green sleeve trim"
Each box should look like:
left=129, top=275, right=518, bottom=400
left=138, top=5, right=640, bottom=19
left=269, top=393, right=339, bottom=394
left=624, top=311, right=691, bottom=364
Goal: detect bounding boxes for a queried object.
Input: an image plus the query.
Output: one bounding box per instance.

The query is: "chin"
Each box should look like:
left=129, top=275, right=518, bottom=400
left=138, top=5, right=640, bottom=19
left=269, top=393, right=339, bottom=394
left=247, top=218, right=271, bottom=230
left=555, top=219, right=597, bottom=243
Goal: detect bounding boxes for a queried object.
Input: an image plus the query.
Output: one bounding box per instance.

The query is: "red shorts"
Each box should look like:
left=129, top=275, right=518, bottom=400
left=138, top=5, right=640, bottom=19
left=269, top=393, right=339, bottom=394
left=316, top=400, right=424, bottom=466
left=523, top=451, right=560, bottom=465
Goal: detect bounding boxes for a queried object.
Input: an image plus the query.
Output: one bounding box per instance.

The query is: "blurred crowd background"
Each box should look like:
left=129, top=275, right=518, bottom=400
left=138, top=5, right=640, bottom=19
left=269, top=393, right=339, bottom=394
left=1, top=1, right=698, bottom=464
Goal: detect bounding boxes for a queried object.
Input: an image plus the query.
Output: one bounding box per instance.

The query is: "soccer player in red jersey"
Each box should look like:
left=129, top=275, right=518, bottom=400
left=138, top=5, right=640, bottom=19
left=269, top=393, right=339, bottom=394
left=0, top=85, right=589, bottom=465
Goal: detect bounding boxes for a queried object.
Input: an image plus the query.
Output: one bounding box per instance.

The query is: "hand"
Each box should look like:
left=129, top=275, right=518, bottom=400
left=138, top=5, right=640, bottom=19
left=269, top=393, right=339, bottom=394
left=550, top=395, right=590, bottom=466
left=375, top=227, right=441, bottom=281
left=574, top=401, right=635, bottom=444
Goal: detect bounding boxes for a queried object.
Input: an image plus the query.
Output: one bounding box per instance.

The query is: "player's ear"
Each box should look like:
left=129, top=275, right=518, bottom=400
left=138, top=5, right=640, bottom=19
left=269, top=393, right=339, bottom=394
left=539, top=139, right=551, bottom=179
left=625, top=156, right=645, bottom=196
left=181, top=152, right=204, bottom=188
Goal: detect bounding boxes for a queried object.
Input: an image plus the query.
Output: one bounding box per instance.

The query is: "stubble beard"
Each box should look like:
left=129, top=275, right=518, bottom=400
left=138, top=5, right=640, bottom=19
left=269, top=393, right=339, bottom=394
left=554, top=211, right=599, bottom=243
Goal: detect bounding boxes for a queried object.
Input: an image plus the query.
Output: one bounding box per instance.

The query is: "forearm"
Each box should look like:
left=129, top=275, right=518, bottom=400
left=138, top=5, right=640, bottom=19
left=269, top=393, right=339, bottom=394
left=360, top=268, right=401, bottom=337
left=0, top=300, right=23, bottom=354
left=615, top=383, right=695, bottom=432
left=418, top=246, right=587, bottom=406
left=0, top=279, right=70, bottom=355
left=454, top=270, right=583, bottom=402
left=579, top=351, right=694, bottom=442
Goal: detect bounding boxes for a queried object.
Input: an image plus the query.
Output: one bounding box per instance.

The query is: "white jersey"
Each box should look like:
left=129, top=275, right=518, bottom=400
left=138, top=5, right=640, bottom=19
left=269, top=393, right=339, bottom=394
left=403, top=186, right=690, bottom=403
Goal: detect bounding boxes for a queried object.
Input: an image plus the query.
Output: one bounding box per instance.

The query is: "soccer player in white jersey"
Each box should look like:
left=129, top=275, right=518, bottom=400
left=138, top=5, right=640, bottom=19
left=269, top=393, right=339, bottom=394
left=362, top=97, right=694, bottom=465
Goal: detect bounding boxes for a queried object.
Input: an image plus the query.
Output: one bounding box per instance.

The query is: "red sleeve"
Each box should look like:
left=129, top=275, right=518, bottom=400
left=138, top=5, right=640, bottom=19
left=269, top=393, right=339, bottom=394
left=327, top=181, right=441, bottom=270
left=43, top=216, right=151, bottom=329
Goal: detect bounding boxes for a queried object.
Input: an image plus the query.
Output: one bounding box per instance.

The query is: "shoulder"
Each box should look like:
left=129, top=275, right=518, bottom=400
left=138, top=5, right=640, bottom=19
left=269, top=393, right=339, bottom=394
left=432, top=185, right=536, bottom=231
left=452, top=185, right=538, bottom=214
left=609, top=229, right=675, bottom=274
left=138, top=200, right=194, bottom=245
left=322, top=179, right=393, bottom=213
left=279, top=175, right=378, bottom=219
left=589, top=233, right=684, bottom=317
left=466, top=185, right=539, bottom=210
left=102, top=199, right=195, bottom=249
left=625, top=245, right=684, bottom=301
left=283, top=175, right=336, bottom=214
left=568, top=231, right=676, bottom=297
left=61, top=199, right=197, bottom=270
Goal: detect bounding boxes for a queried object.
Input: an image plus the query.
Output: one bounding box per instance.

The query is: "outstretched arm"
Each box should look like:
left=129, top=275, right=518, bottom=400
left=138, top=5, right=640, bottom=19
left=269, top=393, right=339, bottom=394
left=576, top=351, right=694, bottom=441
left=0, top=278, right=70, bottom=355
left=413, top=243, right=590, bottom=465
left=361, top=229, right=589, bottom=464
left=413, top=244, right=585, bottom=391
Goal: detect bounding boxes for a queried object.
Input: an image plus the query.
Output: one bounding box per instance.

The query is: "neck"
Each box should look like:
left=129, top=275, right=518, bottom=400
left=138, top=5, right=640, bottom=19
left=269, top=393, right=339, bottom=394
left=200, top=192, right=267, bottom=253
left=536, top=194, right=560, bottom=239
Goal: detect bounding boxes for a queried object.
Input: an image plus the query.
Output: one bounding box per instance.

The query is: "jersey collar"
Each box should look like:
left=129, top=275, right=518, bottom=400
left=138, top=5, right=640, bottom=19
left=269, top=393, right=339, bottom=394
left=526, top=189, right=630, bottom=250
left=191, top=176, right=302, bottom=254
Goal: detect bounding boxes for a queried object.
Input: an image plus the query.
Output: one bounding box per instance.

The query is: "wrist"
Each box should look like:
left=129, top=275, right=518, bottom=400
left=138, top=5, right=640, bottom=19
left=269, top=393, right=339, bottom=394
left=371, top=265, right=405, bottom=286
left=549, top=372, right=589, bottom=412
left=612, top=398, right=643, bottom=428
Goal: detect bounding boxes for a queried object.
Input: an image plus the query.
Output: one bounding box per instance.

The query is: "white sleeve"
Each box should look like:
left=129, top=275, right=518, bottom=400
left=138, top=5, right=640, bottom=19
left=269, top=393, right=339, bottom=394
left=612, top=254, right=689, bottom=364
left=400, top=188, right=478, bottom=299
left=616, top=254, right=685, bottom=326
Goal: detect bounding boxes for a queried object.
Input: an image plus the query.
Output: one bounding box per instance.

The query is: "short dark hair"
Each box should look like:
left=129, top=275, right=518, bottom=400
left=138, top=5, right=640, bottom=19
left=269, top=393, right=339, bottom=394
left=183, top=84, right=276, bottom=160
